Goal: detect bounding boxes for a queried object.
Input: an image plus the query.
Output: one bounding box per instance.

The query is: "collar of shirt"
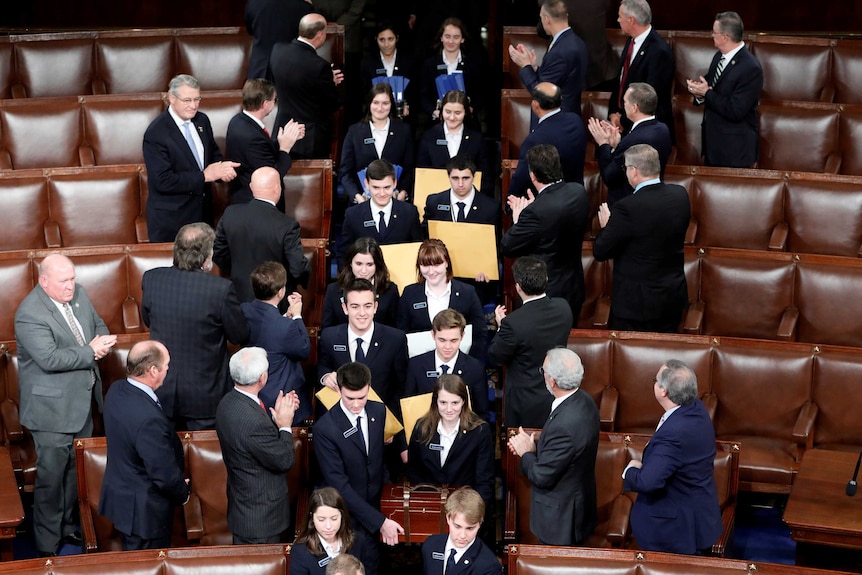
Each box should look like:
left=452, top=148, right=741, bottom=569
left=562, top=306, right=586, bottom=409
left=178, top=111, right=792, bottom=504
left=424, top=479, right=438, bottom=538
left=347, top=323, right=375, bottom=358
left=380, top=50, right=397, bottom=75
left=521, top=293, right=547, bottom=305
left=318, top=534, right=342, bottom=558
left=234, top=386, right=262, bottom=406
left=370, top=118, right=390, bottom=136
left=537, top=108, right=561, bottom=125
left=370, top=118, right=390, bottom=158
left=630, top=115, right=656, bottom=132
left=254, top=197, right=277, bottom=207
left=242, top=109, right=266, bottom=130
left=441, top=49, right=462, bottom=73
left=444, top=537, right=476, bottom=566
left=424, top=280, right=452, bottom=301
left=168, top=105, right=191, bottom=129
left=169, top=106, right=204, bottom=162
left=448, top=189, right=475, bottom=218
left=371, top=197, right=393, bottom=225
left=338, top=400, right=367, bottom=429
left=548, top=27, right=571, bottom=51
left=721, top=41, right=745, bottom=61
left=659, top=404, right=682, bottom=427
left=629, top=26, right=651, bottom=63
left=127, top=377, right=160, bottom=404
left=551, top=387, right=578, bottom=414
left=435, top=350, right=459, bottom=373
left=50, top=297, right=85, bottom=334
left=298, top=37, right=317, bottom=51
left=633, top=177, right=662, bottom=194
left=443, top=124, right=464, bottom=142
left=437, top=419, right=460, bottom=441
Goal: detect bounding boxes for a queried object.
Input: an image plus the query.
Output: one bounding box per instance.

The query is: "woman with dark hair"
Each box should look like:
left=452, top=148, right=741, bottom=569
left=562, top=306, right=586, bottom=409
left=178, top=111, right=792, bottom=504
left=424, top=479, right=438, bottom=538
left=339, top=83, right=415, bottom=204
left=396, top=238, right=485, bottom=357
left=359, top=23, right=416, bottom=103
left=291, top=487, right=370, bottom=575
left=418, top=17, right=483, bottom=119
left=322, top=237, right=400, bottom=328
left=406, top=375, right=494, bottom=509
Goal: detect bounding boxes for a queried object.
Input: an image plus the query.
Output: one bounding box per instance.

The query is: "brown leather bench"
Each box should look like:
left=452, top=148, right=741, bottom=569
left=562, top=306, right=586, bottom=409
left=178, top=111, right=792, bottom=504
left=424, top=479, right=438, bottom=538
left=832, top=40, right=862, bottom=105
left=81, top=95, right=165, bottom=165
left=10, top=35, right=96, bottom=98
left=0, top=40, right=13, bottom=100
left=757, top=101, right=841, bottom=173
left=94, top=32, right=175, bottom=95
left=839, top=106, right=862, bottom=176
left=750, top=36, right=834, bottom=102
left=784, top=173, right=862, bottom=256
left=0, top=96, right=83, bottom=169
left=0, top=172, right=49, bottom=250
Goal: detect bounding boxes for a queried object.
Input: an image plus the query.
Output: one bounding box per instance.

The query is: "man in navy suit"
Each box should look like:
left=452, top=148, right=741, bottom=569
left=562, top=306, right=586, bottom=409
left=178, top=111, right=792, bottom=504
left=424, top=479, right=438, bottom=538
left=508, top=83, right=586, bottom=197
left=99, top=340, right=189, bottom=550
left=225, top=78, right=304, bottom=205
left=338, top=159, right=423, bottom=261
left=241, top=262, right=311, bottom=422
left=508, top=0, right=587, bottom=118
left=421, top=487, right=500, bottom=575
left=245, top=0, right=311, bottom=80
left=143, top=223, right=249, bottom=430
left=687, top=11, right=763, bottom=168
left=508, top=348, right=600, bottom=546
left=607, top=0, right=675, bottom=137
left=593, top=144, right=690, bottom=333
left=142, top=74, right=240, bottom=242
left=405, top=309, right=489, bottom=421
left=216, top=347, right=299, bottom=544
left=314, top=362, right=405, bottom=572
left=423, top=156, right=499, bottom=230
left=588, top=82, right=672, bottom=206
left=624, top=360, right=722, bottom=554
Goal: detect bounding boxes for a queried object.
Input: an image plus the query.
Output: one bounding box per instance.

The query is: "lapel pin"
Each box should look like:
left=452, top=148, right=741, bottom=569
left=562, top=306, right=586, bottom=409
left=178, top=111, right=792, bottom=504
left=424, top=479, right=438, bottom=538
left=371, top=417, right=376, bottom=422
left=374, top=341, right=379, bottom=347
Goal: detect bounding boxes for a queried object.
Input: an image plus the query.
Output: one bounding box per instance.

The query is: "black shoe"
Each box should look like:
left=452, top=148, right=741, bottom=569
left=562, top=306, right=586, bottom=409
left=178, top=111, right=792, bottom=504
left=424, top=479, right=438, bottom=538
left=38, top=551, right=57, bottom=558
left=61, top=531, right=83, bottom=547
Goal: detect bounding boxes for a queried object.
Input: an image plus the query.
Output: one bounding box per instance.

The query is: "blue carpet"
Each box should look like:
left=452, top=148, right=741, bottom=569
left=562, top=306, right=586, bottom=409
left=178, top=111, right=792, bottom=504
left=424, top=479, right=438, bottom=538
left=727, top=494, right=795, bottom=564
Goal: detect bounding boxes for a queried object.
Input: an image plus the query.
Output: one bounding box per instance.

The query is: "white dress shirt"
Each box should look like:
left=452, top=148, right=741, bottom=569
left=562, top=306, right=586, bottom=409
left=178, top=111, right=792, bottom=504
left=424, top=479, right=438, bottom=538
left=425, top=281, right=452, bottom=323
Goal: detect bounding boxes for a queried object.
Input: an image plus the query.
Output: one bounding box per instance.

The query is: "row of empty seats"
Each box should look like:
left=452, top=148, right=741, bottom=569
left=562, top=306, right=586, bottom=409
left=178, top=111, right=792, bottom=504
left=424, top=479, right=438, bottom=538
left=504, top=27, right=862, bottom=105
left=0, top=26, right=343, bottom=99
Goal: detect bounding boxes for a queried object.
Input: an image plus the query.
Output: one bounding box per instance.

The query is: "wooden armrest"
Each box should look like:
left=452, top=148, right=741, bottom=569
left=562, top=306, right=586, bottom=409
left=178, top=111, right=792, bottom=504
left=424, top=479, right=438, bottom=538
left=682, top=301, right=704, bottom=334
left=599, top=387, right=618, bottom=432
left=0, top=150, right=11, bottom=170
left=183, top=493, right=204, bottom=540
left=503, top=490, right=516, bottom=542
left=0, top=401, right=23, bottom=442
left=78, top=502, right=99, bottom=553
left=44, top=220, right=62, bottom=248
left=768, top=222, right=788, bottom=251
left=776, top=307, right=799, bottom=341
left=685, top=218, right=698, bottom=246
left=592, top=295, right=611, bottom=329
left=122, top=297, right=141, bottom=333
left=701, top=393, right=718, bottom=422
left=605, top=495, right=632, bottom=546
left=135, top=216, right=149, bottom=243
left=710, top=504, right=736, bottom=557
left=792, top=401, right=818, bottom=449
left=10, top=85, right=26, bottom=99
left=824, top=153, right=841, bottom=175
left=78, top=146, right=95, bottom=167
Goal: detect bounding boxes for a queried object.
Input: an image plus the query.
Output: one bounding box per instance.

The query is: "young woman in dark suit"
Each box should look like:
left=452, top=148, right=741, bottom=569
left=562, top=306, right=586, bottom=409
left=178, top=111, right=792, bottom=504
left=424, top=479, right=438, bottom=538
left=418, top=18, right=483, bottom=119
left=322, top=237, right=399, bottom=329
left=396, top=239, right=486, bottom=357
left=359, top=23, right=415, bottom=106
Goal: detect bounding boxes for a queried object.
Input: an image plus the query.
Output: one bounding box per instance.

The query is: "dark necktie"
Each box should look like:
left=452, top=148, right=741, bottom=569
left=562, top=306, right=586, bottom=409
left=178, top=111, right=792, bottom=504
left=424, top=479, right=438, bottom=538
left=446, top=549, right=457, bottom=575
left=440, top=364, right=450, bottom=375
left=356, top=415, right=367, bottom=454
left=378, top=210, right=388, bottom=236
left=618, top=39, right=635, bottom=107
left=713, top=56, right=726, bottom=85
left=455, top=201, right=466, bottom=222
left=355, top=337, right=366, bottom=363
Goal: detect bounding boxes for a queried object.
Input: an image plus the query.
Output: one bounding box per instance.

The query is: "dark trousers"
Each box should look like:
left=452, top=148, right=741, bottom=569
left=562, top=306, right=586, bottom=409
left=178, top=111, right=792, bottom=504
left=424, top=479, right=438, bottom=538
left=122, top=532, right=171, bottom=550
left=233, top=533, right=281, bottom=545
left=173, top=416, right=217, bottom=431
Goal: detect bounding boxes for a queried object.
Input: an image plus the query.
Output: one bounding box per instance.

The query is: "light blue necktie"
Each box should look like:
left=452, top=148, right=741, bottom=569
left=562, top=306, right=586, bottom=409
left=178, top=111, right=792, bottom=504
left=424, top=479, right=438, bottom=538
left=183, top=121, right=203, bottom=170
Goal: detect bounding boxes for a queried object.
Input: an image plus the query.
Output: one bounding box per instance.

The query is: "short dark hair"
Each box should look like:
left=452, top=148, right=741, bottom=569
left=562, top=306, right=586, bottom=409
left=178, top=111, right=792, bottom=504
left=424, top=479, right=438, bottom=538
left=242, top=78, right=276, bottom=111
left=513, top=256, right=548, bottom=295
left=337, top=362, right=372, bottom=391
left=626, top=82, right=658, bottom=115
left=526, top=144, right=563, bottom=184
left=342, top=278, right=375, bottom=303
left=362, top=83, right=396, bottom=123
left=173, top=223, right=215, bottom=271
left=541, top=0, right=568, bottom=21
left=715, top=11, right=744, bottom=42
left=445, top=155, right=477, bottom=175
left=250, top=261, right=286, bottom=300
left=365, top=158, right=396, bottom=182
left=531, top=84, right=561, bottom=110
left=126, top=341, right=166, bottom=377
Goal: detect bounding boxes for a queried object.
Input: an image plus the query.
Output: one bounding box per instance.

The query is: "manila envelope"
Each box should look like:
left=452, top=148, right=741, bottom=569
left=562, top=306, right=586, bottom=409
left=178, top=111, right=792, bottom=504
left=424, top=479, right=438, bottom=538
left=427, top=220, right=499, bottom=280
left=316, top=387, right=404, bottom=440
left=380, top=242, right=422, bottom=295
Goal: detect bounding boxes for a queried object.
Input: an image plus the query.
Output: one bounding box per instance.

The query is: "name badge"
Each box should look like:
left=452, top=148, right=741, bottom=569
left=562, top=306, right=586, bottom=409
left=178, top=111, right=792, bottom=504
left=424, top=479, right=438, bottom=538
left=376, top=68, right=386, bottom=74
left=333, top=345, right=347, bottom=352
left=363, top=220, right=376, bottom=228
left=436, top=204, right=450, bottom=211
left=343, top=426, right=358, bottom=438
left=413, top=302, right=427, bottom=310
left=436, top=139, right=448, bottom=146
left=318, top=557, right=332, bottom=568
left=432, top=552, right=445, bottom=561
left=363, top=137, right=375, bottom=145
left=426, top=370, right=439, bottom=378
left=436, top=64, right=448, bottom=71
left=429, top=443, right=444, bottom=451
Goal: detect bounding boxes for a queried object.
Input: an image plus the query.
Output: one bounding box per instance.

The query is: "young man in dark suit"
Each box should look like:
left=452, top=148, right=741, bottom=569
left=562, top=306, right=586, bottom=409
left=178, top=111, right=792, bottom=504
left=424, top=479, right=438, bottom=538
left=502, top=144, right=589, bottom=325
left=225, top=78, right=304, bottom=205
left=508, top=348, right=600, bottom=546
left=423, top=156, right=499, bottom=229
left=216, top=346, right=299, bottom=544
left=338, top=159, right=423, bottom=261
left=142, top=74, right=240, bottom=242
left=314, top=363, right=405, bottom=572
left=405, top=309, right=489, bottom=421
left=100, top=340, right=189, bottom=550
left=624, top=360, right=722, bottom=554
left=421, top=487, right=500, bottom=575
left=489, top=257, right=572, bottom=429
left=593, top=144, right=690, bottom=333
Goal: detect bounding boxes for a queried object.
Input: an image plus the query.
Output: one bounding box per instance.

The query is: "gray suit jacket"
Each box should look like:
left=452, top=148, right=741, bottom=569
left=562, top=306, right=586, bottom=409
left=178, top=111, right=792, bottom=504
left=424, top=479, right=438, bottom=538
left=15, top=284, right=108, bottom=433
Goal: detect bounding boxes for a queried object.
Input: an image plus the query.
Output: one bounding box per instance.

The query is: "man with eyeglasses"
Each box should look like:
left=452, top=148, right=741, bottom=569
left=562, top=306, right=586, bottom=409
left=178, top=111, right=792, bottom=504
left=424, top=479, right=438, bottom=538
left=143, top=74, right=241, bottom=242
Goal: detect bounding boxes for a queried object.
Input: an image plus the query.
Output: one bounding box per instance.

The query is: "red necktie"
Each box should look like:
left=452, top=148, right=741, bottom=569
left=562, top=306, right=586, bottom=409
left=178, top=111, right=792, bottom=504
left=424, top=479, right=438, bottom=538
left=618, top=39, right=635, bottom=108
left=259, top=399, right=267, bottom=412
left=263, top=127, right=270, bottom=138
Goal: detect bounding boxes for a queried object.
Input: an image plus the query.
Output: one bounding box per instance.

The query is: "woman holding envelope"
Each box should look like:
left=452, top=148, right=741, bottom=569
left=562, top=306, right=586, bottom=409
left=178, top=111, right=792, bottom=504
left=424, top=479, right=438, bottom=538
left=359, top=23, right=416, bottom=105
left=406, top=375, right=494, bottom=511
left=339, top=83, right=415, bottom=204
left=396, top=238, right=486, bottom=357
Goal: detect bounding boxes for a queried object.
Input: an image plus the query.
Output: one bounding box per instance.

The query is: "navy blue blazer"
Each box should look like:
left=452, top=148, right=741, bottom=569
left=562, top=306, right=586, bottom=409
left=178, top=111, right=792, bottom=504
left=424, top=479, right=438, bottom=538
left=422, top=189, right=499, bottom=231
left=225, top=111, right=293, bottom=205
left=99, top=380, right=188, bottom=540
left=338, top=199, right=423, bottom=261
left=317, top=322, right=408, bottom=413
left=416, top=124, right=488, bottom=181
left=405, top=350, right=489, bottom=421
left=421, top=533, right=501, bottom=575
left=313, top=400, right=388, bottom=533
left=321, top=281, right=400, bottom=329
left=419, top=48, right=484, bottom=116
left=507, top=110, right=586, bottom=197
left=359, top=51, right=416, bottom=99
left=142, top=109, right=222, bottom=242
left=241, top=299, right=311, bottom=422
left=595, top=118, right=672, bottom=207
left=339, top=120, right=415, bottom=201
left=396, top=280, right=486, bottom=358
left=407, top=422, right=494, bottom=506
left=290, top=536, right=370, bottom=575
left=519, top=28, right=588, bottom=117
left=624, top=399, right=722, bottom=554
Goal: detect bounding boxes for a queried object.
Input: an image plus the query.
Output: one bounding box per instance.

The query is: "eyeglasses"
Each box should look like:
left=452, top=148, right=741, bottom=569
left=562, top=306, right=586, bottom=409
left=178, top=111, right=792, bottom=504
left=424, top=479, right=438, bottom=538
left=176, top=97, right=202, bottom=104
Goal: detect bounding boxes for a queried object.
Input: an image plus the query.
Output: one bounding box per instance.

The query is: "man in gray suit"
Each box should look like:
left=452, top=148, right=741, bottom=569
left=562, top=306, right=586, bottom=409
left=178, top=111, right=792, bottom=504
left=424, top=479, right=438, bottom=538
left=15, top=254, right=117, bottom=556
left=215, top=346, right=299, bottom=544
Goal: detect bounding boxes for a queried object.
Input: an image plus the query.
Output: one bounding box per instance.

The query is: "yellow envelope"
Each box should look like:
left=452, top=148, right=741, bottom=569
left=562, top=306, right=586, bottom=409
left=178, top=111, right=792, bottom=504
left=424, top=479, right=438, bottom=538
left=380, top=242, right=422, bottom=295
left=427, top=221, right=499, bottom=280
left=315, top=386, right=404, bottom=440
left=414, top=167, right=482, bottom=212
left=400, top=393, right=433, bottom=442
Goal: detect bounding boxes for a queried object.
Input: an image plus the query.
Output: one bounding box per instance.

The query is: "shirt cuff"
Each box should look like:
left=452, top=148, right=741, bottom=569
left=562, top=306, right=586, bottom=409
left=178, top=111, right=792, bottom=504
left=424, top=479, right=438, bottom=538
left=279, top=427, right=293, bottom=434
left=622, top=461, right=638, bottom=480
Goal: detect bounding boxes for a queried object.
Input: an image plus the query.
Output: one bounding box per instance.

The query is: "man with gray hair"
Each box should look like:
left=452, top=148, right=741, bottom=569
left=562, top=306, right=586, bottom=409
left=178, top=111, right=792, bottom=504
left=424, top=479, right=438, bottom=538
left=216, top=346, right=299, bottom=544
left=143, top=74, right=241, bottom=242
left=623, top=360, right=721, bottom=554
left=507, top=348, right=600, bottom=546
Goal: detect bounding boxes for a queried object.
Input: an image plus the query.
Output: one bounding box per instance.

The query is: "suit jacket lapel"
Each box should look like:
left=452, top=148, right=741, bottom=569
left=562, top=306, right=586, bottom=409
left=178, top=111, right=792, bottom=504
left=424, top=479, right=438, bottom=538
left=168, top=112, right=201, bottom=169
left=334, top=404, right=368, bottom=457
left=365, top=324, right=382, bottom=364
